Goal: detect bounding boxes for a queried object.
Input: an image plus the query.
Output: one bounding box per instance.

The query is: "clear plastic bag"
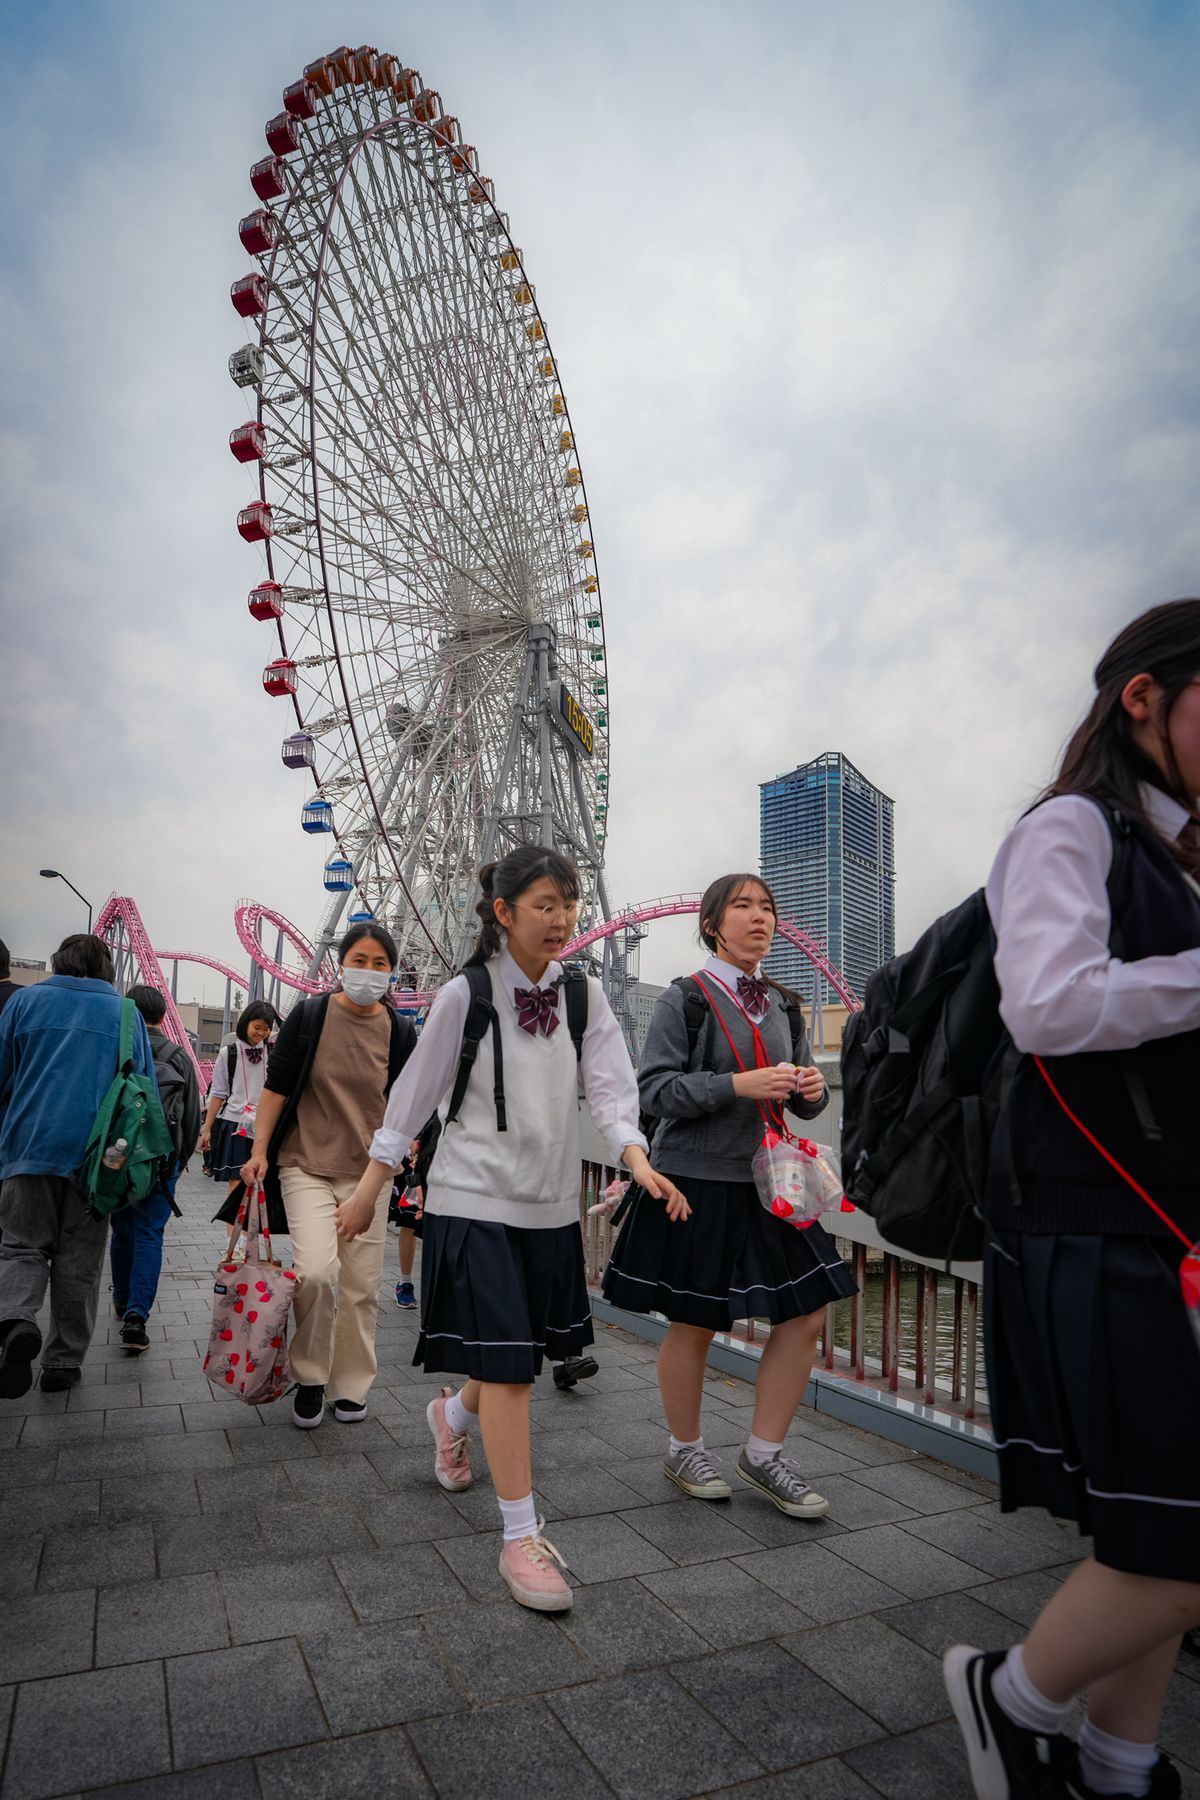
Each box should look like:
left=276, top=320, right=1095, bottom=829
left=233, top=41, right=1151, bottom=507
left=751, top=1132, right=844, bottom=1228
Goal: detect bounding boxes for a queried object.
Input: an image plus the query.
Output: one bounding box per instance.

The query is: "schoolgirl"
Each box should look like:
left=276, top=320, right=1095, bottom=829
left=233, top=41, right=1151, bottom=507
left=943, top=599, right=1200, bottom=1800
left=342, top=845, right=684, bottom=1613
left=604, top=873, right=856, bottom=1516
left=225, top=924, right=416, bottom=1429
left=200, top=1001, right=279, bottom=1193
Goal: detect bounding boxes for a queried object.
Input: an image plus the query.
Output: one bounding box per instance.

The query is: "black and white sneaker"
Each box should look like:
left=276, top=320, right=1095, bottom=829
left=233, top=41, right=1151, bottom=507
left=1068, top=1753, right=1182, bottom=1800
left=943, top=1646, right=1078, bottom=1799
left=121, top=1314, right=150, bottom=1354
left=291, top=1384, right=326, bottom=1429
left=332, top=1397, right=367, bottom=1423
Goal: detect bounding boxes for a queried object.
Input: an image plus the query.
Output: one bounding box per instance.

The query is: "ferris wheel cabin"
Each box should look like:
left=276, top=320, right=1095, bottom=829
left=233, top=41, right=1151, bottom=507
left=238, top=211, right=277, bottom=257
left=323, top=859, right=353, bottom=892
left=262, top=659, right=297, bottom=698
left=250, top=156, right=287, bottom=201
left=229, top=345, right=265, bottom=388
left=237, top=501, right=273, bottom=542
left=281, top=733, right=316, bottom=771
left=301, top=800, right=334, bottom=834
left=265, top=113, right=301, bottom=157
left=230, top=274, right=268, bottom=318
left=230, top=423, right=266, bottom=464
left=248, top=582, right=283, bottom=620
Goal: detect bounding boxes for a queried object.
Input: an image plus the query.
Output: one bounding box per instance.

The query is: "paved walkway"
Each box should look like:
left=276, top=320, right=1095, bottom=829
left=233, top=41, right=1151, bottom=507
left=0, top=1169, right=1196, bottom=1800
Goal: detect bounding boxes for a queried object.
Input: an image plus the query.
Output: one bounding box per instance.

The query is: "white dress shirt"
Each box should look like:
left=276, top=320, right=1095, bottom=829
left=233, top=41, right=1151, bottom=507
left=986, top=783, right=1200, bottom=1055
left=370, top=947, right=647, bottom=1171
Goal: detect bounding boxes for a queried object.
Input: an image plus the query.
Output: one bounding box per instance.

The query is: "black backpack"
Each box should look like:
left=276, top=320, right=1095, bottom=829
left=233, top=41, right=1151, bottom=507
left=152, top=1035, right=201, bottom=1167
left=412, top=964, right=589, bottom=1190
left=839, top=805, right=1134, bottom=1264
left=641, top=975, right=812, bottom=1147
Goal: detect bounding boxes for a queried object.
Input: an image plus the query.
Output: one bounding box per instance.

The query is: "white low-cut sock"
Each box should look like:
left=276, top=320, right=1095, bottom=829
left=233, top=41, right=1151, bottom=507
left=1078, top=1720, right=1158, bottom=1797
left=498, top=1493, right=539, bottom=1543
left=669, top=1435, right=703, bottom=1455
left=443, top=1389, right=475, bottom=1437
left=744, top=1433, right=784, bottom=1467
left=991, top=1645, right=1075, bottom=1736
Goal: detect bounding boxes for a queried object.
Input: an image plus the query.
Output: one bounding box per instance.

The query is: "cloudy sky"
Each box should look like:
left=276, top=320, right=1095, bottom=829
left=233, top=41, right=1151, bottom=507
left=3, top=0, right=1198, bottom=995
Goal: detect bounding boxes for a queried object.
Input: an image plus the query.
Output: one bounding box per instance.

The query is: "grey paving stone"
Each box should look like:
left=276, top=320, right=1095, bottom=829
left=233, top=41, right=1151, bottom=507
left=0, top=1478, right=100, bottom=1534
left=1156, top=1677, right=1200, bottom=1770
left=851, top=1460, right=993, bottom=1514
left=641, top=1559, right=815, bottom=1650
left=220, top=1556, right=356, bottom=1644
left=0, top=1535, right=42, bottom=1598
left=782, top=1615, right=952, bottom=1733
left=430, top=1528, right=512, bottom=1602
left=257, top=1726, right=433, bottom=1799
left=251, top=1497, right=377, bottom=1559
left=282, top=1451, right=389, bottom=1502
left=556, top=1575, right=710, bottom=1672
left=966, top=1566, right=1077, bottom=1628
left=226, top=1424, right=320, bottom=1464
left=844, top=1717, right=976, bottom=1798
left=155, top=1513, right=270, bottom=1577
left=619, top=1500, right=764, bottom=1564
left=102, top=1471, right=200, bottom=1523
left=901, top=1510, right=1078, bottom=1578
left=18, top=1409, right=104, bottom=1445
left=166, top=1639, right=325, bottom=1766
left=824, top=1524, right=983, bottom=1598
left=592, top=1417, right=684, bottom=1459
left=878, top=1590, right=1025, bottom=1658
left=194, top=1463, right=293, bottom=1513
left=0, top=1446, right=59, bottom=1485
left=411, top=1697, right=611, bottom=1800
left=529, top=1426, right=626, bottom=1468
left=54, top=1437, right=150, bottom=1481
left=675, top=1640, right=885, bottom=1770
left=705, top=1760, right=882, bottom=1798
left=422, top=1596, right=590, bottom=1703
left=549, top=1667, right=764, bottom=1798
left=96, top=1570, right=230, bottom=1664
left=720, top=1487, right=848, bottom=1549
left=40, top=1520, right=157, bottom=1593
left=791, top=1418, right=920, bottom=1468
left=542, top=1512, right=675, bottom=1584
left=733, top=1542, right=905, bottom=1622
left=300, top=1617, right=456, bottom=1733
left=532, top=1464, right=648, bottom=1518
left=333, top=1540, right=472, bottom=1621
left=180, top=1400, right=262, bottom=1432
left=790, top=1473, right=918, bottom=1529
left=306, top=1418, right=399, bottom=1460
left=0, top=1586, right=96, bottom=1682
left=103, top=1404, right=187, bottom=1439
left=967, top=1500, right=1090, bottom=1559
left=140, top=1431, right=235, bottom=1474
left=607, top=1454, right=689, bottom=1505
left=80, top=1759, right=260, bottom=1797
left=360, top=1489, right=475, bottom=1548
left=5, top=1660, right=170, bottom=1797
left=65, top=1380, right=145, bottom=1412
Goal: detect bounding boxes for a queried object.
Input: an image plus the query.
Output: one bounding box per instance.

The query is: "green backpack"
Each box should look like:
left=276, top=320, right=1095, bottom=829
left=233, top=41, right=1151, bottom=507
left=77, top=998, right=175, bottom=1218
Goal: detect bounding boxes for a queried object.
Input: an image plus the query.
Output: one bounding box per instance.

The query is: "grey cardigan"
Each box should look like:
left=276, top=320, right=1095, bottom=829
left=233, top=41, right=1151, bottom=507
left=638, top=978, right=828, bottom=1182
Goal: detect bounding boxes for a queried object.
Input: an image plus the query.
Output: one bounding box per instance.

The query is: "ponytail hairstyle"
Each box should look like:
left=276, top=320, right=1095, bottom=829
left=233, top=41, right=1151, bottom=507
left=697, top=872, right=807, bottom=1009
left=1045, top=598, right=1200, bottom=861
left=465, top=845, right=582, bottom=967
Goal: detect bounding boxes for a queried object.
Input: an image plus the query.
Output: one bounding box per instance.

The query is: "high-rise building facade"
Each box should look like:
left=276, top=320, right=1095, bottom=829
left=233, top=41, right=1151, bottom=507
left=760, top=751, right=895, bottom=1002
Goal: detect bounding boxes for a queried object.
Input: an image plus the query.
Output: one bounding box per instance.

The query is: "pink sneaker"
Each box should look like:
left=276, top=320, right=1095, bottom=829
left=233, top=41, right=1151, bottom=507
left=426, top=1386, right=473, bottom=1491
left=498, top=1528, right=573, bottom=1612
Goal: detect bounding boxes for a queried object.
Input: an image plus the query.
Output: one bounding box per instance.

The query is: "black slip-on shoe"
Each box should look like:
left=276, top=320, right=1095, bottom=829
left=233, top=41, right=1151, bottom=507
left=553, top=1355, right=599, bottom=1390
left=0, top=1321, right=42, bottom=1399
left=39, top=1366, right=81, bottom=1394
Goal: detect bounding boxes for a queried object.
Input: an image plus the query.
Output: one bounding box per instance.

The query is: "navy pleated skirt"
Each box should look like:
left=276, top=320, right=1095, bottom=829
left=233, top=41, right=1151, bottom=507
left=603, top=1173, right=857, bottom=1330
left=414, top=1214, right=594, bottom=1383
left=209, top=1117, right=253, bottom=1183
left=985, top=1227, right=1200, bottom=1581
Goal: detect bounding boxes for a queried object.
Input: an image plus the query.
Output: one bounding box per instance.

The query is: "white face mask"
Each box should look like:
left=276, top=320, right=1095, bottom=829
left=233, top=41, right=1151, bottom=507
left=340, top=967, right=391, bottom=1004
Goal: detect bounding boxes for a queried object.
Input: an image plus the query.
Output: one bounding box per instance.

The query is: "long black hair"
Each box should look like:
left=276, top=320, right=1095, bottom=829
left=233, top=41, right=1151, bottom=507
left=465, top=846, right=581, bottom=967
left=697, top=871, right=806, bottom=1009
left=336, top=921, right=399, bottom=969
left=1045, top=598, right=1200, bottom=860
left=236, top=1000, right=281, bottom=1042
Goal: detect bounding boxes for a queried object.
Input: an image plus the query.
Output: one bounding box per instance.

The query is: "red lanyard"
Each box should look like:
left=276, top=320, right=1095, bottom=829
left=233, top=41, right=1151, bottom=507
left=691, top=973, right=794, bottom=1140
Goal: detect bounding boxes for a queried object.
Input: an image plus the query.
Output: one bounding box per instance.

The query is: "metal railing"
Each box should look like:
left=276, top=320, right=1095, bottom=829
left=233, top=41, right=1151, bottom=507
left=580, top=1159, right=988, bottom=1428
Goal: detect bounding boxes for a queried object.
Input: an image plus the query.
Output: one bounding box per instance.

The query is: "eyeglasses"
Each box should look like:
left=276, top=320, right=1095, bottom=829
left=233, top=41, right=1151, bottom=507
left=515, top=900, right=580, bottom=923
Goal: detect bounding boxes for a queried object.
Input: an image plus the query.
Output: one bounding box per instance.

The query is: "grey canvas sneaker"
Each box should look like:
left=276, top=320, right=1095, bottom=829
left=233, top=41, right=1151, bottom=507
left=736, top=1450, right=831, bottom=1517
left=664, top=1443, right=732, bottom=1500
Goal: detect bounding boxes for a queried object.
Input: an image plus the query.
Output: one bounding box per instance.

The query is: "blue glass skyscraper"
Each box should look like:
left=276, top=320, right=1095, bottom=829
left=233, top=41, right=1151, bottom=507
left=760, top=751, right=895, bottom=1002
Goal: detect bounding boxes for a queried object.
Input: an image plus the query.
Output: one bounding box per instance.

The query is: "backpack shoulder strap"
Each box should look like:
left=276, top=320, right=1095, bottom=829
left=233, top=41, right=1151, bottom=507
left=671, top=975, right=713, bottom=1068
left=1103, top=806, right=1135, bottom=953
left=226, top=1041, right=238, bottom=1091
left=445, top=965, right=505, bottom=1131
left=561, top=967, right=588, bottom=1062
left=118, top=997, right=135, bottom=1073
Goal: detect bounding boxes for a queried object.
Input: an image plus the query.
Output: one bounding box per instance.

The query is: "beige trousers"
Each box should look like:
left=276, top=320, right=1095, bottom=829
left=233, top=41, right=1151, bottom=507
left=280, top=1168, right=388, bottom=1403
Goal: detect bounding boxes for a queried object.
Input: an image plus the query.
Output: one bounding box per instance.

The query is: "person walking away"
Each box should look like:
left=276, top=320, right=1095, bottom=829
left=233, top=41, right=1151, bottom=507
left=230, top=926, right=415, bottom=1428
left=942, top=598, right=1200, bottom=1800
left=0, top=935, right=155, bottom=1395
left=341, top=846, right=686, bottom=1614
left=604, top=873, right=856, bottom=1517
left=110, top=984, right=200, bottom=1355
left=0, top=939, right=19, bottom=1018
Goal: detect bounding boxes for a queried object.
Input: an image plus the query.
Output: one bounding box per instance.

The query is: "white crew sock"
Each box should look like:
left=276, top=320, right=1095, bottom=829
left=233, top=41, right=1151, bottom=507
left=991, top=1644, right=1075, bottom=1736
left=744, top=1433, right=784, bottom=1467
left=1078, top=1720, right=1158, bottom=1797
left=443, top=1389, right=476, bottom=1438
left=669, top=1435, right=704, bottom=1455
left=498, top=1493, right=540, bottom=1543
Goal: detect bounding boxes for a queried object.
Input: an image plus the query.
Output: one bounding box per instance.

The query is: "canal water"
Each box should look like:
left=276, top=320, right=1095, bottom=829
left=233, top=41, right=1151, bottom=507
left=826, top=1263, right=989, bottom=1403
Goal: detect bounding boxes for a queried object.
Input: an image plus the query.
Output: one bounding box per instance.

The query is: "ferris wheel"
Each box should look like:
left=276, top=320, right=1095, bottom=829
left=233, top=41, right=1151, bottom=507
left=228, top=47, right=612, bottom=990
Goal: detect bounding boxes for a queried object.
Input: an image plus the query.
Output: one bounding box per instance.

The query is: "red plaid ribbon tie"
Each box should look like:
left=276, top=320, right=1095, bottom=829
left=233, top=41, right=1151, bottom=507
left=736, top=974, right=770, bottom=1013
left=514, top=984, right=560, bottom=1036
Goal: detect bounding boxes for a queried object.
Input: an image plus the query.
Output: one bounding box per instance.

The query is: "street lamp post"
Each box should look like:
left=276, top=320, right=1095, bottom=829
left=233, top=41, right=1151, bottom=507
left=38, top=870, right=94, bottom=933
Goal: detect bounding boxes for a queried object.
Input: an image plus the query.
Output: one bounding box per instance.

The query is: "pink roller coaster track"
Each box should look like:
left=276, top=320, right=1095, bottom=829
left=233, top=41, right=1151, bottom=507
left=102, top=892, right=860, bottom=1034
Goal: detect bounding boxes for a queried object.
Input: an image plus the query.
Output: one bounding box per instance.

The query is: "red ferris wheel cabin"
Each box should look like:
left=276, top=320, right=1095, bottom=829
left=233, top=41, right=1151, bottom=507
left=238, top=210, right=277, bottom=256
left=248, top=582, right=283, bottom=620
left=230, top=274, right=268, bottom=318
left=262, top=659, right=297, bottom=698
left=229, top=422, right=266, bottom=463
left=250, top=156, right=286, bottom=202
left=237, top=501, right=273, bottom=542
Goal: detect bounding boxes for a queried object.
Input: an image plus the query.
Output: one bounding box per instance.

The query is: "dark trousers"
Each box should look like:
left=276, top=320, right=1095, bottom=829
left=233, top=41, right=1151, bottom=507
left=110, top=1162, right=178, bottom=1321
left=0, top=1175, right=109, bottom=1370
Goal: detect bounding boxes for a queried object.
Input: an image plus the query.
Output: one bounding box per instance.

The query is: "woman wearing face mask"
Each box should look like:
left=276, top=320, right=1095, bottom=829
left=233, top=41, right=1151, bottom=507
left=224, top=924, right=417, bottom=1428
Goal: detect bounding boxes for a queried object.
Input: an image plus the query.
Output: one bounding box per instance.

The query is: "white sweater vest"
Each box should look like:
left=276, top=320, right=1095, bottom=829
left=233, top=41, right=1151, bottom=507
left=424, top=963, right=594, bottom=1230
